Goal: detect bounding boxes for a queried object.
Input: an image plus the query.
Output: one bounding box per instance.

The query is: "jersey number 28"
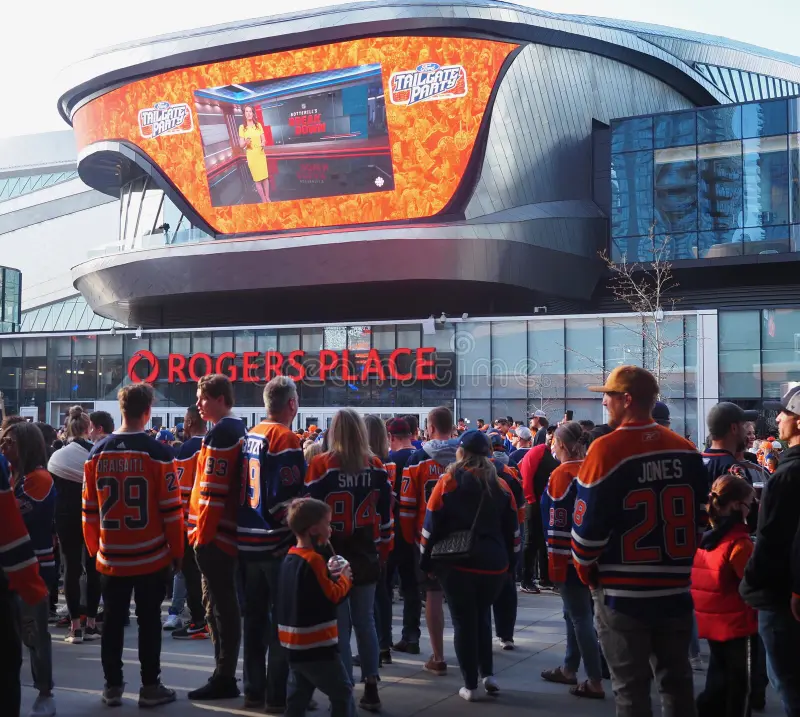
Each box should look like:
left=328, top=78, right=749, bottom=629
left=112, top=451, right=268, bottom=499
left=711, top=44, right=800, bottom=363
left=622, top=485, right=695, bottom=562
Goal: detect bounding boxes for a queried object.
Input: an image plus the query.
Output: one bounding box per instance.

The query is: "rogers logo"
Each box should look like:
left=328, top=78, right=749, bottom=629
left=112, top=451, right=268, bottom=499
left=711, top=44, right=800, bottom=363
left=389, top=62, right=468, bottom=106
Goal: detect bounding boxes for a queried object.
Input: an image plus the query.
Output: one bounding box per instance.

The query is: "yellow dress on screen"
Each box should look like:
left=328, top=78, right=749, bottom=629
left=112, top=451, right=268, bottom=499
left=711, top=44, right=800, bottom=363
left=239, top=122, right=269, bottom=182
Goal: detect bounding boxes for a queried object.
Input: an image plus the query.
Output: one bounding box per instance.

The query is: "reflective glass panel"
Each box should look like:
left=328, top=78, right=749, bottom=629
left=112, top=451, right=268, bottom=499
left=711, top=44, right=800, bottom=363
left=790, top=98, right=800, bottom=133
left=742, top=225, right=790, bottom=255
left=654, top=112, right=696, bottom=149
left=565, top=319, right=603, bottom=398
left=611, top=116, right=653, bottom=152
left=718, top=310, right=761, bottom=398
left=742, top=100, right=788, bottom=138
left=654, top=145, right=697, bottom=235
left=491, top=321, right=527, bottom=398
left=604, top=317, right=643, bottom=370
left=528, top=320, right=565, bottom=400
left=698, top=229, right=744, bottom=258
left=743, top=135, right=789, bottom=227
left=698, top=141, right=743, bottom=231
left=611, top=150, right=653, bottom=237
left=790, top=134, right=800, bottom=224
left=761, top=309, right=800, bottom=400
left=698, top=106, right=742, bottom=143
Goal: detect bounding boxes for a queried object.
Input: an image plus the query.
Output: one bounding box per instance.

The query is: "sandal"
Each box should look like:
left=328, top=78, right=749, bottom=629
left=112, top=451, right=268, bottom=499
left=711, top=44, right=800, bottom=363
left=569, top=681, right=605, bottom=700
left=540, top=666, right=578, bottom=685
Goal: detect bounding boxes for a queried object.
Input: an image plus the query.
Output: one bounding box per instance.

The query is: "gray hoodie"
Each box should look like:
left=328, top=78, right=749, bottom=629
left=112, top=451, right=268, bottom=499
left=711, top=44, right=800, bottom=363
left=422, top=439, right=459, bottom=470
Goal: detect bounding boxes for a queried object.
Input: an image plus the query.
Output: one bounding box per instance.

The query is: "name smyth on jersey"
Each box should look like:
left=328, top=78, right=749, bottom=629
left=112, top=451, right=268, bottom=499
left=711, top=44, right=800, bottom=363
left=638, top=459, right=684, bottom=483
left=338, top=472, right=374, bottom=488
left=138, top=101, right=193, bottom=139
left=98, top=457, right=146, bottom=473
left=389, top=63, right=468, bottom=105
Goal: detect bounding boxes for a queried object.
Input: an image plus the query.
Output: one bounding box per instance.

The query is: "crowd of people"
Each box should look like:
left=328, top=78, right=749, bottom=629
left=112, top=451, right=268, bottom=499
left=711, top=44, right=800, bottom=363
left=1, top=367, right=800, bottom=717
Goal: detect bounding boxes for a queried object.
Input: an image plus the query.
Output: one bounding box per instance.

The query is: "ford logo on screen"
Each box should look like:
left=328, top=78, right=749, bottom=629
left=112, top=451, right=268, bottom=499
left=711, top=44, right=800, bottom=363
left=416, top=63, right=441, bottom=73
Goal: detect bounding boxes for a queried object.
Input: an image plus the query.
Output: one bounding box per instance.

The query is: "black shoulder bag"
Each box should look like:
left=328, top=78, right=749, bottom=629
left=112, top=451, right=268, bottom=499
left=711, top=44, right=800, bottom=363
left=430, top=489, right=488, bottom=563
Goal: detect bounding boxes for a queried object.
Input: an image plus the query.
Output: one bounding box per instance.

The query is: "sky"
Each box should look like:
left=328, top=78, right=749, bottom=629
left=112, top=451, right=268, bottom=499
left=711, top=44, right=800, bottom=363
left=3, top=0, right=799, bottom=138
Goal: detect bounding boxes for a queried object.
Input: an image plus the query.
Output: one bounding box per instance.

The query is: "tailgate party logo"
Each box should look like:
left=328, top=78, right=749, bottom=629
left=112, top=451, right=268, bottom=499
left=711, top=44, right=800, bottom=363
left=389, top=63, right=468, bottom=105
left=138, top=101, right=193, bottom=139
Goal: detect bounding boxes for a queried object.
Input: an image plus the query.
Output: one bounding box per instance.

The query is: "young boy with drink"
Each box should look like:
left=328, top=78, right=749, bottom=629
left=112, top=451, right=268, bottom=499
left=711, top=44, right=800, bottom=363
left=277, top=499, right=355, bottom=717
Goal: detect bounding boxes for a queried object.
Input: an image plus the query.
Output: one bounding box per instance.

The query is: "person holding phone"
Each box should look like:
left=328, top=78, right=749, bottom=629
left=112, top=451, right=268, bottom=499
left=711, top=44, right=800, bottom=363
left=239, top=105, right=270, bottom=203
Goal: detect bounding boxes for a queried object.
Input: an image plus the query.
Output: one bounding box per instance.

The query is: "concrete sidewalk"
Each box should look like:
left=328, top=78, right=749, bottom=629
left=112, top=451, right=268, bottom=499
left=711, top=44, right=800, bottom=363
left=23, top=591, right=783, bottom=716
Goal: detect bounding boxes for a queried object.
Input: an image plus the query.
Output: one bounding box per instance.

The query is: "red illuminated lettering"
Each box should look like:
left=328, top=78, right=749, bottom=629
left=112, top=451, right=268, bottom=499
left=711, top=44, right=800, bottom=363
left=319, top=350, right=339, bottom=380
left=167, top=353, right=186, bottom=383
left=340, top=350, right=356, bottom=381
left=388, top=348, right=412, bottom=380
left=128, top=350, right=159, bottom=383
left=242, top=352, right=260, bottom=382
left=215, top=352, right=238, bottom=382
left=360, top=349, right=386, bottom=381
left=188, top=353, right=213, bottom=381
left=287, top=350, right=307, bottom=380
left=416, top=347, right=436, bottom=380
left=264, top=351, right=284, bottom=380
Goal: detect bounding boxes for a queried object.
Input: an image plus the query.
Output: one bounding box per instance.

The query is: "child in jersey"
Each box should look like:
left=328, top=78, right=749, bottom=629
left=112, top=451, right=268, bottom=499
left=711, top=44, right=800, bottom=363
left=692, top=474, right=757, bottom=717
left=277, top=498, right=354, bottom=717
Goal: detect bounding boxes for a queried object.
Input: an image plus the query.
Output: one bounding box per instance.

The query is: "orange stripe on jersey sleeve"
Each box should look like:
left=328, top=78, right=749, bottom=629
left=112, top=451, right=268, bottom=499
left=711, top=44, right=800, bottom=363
left=303, top=549, right=351, bottom=603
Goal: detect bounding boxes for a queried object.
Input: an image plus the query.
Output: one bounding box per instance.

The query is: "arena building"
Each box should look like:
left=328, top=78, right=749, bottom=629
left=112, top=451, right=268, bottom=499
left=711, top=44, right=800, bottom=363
left=2, top=0, right=799, bottom=439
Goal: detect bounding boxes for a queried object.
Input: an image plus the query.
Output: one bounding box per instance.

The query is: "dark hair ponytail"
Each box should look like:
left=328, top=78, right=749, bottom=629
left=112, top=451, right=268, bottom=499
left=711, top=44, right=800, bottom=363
left=708, top=473, right=754, bottom=525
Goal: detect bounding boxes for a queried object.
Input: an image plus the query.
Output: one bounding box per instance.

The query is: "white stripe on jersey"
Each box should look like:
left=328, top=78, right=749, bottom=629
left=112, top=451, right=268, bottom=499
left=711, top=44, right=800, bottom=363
left=603, top=587, right=690, bottom=598
left=598, top=564, right=692, bottom=574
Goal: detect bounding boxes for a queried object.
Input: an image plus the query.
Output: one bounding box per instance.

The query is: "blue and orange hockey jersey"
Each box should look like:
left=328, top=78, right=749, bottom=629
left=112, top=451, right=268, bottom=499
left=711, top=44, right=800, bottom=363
left=238, top=421, right=305, bottom=560
left=83, top=432, right=184, bottom=576
left=0, top=455, right=48, bottom=605
left=540, top=460, right=582, bottom=584
left=399, top=440, right=458, bottom=544
left=571, top=422, right=707, bottom=617
left=305, top=453, right=393, bottom=562
left=175, top=435, right=203, bottom=528
left=188, top=416, right=246, bottom=555
left=13, top=468, right=57, bottom=586
left=419, top=468, right=520, bottom=574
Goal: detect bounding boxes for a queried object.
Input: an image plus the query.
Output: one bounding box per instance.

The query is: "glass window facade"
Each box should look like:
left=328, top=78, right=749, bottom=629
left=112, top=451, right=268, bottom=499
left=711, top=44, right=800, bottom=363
left=0, top=266, right=21, bottom=333
left=0, top=171, right=79, bottom=202
left=611, top=97, right=800, bottom=261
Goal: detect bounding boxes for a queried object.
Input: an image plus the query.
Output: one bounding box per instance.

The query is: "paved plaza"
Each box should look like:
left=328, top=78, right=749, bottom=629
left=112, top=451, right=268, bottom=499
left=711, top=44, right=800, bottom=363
left=25, top=592, right=783, bottom=716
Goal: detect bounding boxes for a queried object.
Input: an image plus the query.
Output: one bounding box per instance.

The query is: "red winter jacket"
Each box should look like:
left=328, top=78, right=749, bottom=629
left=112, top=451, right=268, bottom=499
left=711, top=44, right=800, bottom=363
left=691, top=522, right=757, bottom=642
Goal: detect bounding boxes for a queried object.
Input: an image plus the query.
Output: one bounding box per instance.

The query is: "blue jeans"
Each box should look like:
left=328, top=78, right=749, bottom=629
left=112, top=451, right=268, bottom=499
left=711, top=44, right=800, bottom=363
left=690, top=612, right=700, bottom=659
left=286, top=659, right=354, bottom=717
left=758, top=608, right=800, bottom=716
left=337, top=583, right=379, bottom=683
left=559, top=581, right=602, bottom=681
left=169, top=571, right=186, bottom=615
left=492, top=572, right=517, bottom=641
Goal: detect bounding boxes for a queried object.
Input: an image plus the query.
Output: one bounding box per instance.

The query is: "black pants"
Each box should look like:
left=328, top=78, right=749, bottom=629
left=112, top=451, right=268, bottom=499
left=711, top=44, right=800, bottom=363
left=440, top=569, right=505, bottom=690
left=101, top=570, right=168, bottom=687
left=181, top=537, right=205, bottom=624
left=522, top=503, right=549, bottom=585
left=384, top=542, right=422, bottom=644
left=54, top=477, right=101, bottom=619
left=242, top=559, right=288, bottom=705
left=697, top=636, right=754, bottom=717
left=1, top=578, right=23, bottom=717
left=492, top=572, right=517, bottom=641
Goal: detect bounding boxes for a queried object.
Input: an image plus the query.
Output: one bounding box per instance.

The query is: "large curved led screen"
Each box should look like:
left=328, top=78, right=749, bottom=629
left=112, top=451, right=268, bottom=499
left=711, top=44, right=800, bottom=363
left=73, top=37, right=518, bottom=234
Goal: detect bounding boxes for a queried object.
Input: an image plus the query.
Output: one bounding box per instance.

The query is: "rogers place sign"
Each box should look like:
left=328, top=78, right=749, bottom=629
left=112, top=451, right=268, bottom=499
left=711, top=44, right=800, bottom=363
left=127, top=348, right=437, bottom=384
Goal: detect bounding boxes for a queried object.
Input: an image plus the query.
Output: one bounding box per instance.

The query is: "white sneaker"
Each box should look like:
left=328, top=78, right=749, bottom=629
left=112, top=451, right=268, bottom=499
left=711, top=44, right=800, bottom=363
left=163, top=614, right=182, bottom=631
left=483, top=676, right=500, bottom=695
left=29, top=695, right=56, bottom=717
left=690, top=656, right=704, bottom=672
left=499, top=639, right=514, bottom=651
left=459, top=687, right=478, bottom=702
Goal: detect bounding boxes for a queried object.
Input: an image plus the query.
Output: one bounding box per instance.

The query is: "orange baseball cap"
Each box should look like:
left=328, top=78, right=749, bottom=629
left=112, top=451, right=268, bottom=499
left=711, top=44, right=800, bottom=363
left=589, top=365, right=659, bottom=401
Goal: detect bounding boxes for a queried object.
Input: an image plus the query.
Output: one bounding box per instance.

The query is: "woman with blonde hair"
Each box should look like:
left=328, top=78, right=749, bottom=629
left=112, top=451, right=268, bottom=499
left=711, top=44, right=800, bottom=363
left=48, top=406, right=101, bottom=643
left=419, top=429, right=519, bottom=701
left=540, top=422, right=604, bottom=699
left=304, top=409, right=393, bottom=712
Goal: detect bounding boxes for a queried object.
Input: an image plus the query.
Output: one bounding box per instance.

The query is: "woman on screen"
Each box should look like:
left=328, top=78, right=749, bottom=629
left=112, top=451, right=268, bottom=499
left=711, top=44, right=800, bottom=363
left=238, top=105, right=270, bottom=203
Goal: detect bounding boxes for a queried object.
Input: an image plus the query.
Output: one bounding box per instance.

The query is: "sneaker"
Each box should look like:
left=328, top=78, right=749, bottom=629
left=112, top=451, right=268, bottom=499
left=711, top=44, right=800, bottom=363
left=163, top=614, right=182, bottom=631
left=690, top=656, right=704, bottom=672
left=392, top=640, right=420, bottom=655
left=520, top=583, right=541, bottom=595
left=243, top=694, right=265, bottom=709
left=499, top=639, right=514, bottom=651
left=359, top=681, right=381, bottom=712
left=139, top=682, right=177, bottom=708
left=307, top=698, right=319, bottom=711
left=187, top=676, right=240, bottom=700
left=538, top=582, right=556, bottom=592
left=29, top=694, right=57, bottom=717
left=56, top=605, right=70, bottom=618
left=379, top=649, right=392, bottom=666
left=264, top=704, right=287, bottom=714
left=95, top=608, right=104, bottom=623
left=56, top=615, right=72, bottom=628
left=483, top=676, right=500, bottom=695
left=459, top=687, right=477, bottom=702
left=172, top=622, right=209, bottom=640
left=83, top=625, right=101, bottom=641
left=423, top=657, right=447, bottom=676
left=102, top=684, right=125, bottom=707
left=65, top=627, right=83, bottom=644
